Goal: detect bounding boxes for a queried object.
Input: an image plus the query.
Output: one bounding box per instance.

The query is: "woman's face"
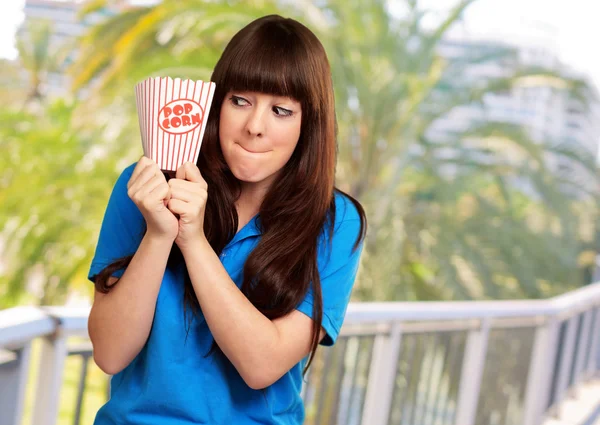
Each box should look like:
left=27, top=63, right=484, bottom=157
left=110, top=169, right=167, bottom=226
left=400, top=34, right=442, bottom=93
left=219, top=91, right=302, bottom=192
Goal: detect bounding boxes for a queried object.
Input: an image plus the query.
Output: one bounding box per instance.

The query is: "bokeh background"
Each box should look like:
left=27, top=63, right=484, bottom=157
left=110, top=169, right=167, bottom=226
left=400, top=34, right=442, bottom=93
left=1, top=0, right=600, bottom=423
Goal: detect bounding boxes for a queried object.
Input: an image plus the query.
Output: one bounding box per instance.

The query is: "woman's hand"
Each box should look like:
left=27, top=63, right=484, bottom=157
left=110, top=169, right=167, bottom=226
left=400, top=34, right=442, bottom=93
left=127, top=156, right=178, bottom=242
left=167, top=162, right=208, bottom=250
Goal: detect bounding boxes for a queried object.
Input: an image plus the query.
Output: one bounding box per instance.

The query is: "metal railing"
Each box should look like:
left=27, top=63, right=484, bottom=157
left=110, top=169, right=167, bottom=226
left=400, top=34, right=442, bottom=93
left=1, top=283, right=600, bottom=425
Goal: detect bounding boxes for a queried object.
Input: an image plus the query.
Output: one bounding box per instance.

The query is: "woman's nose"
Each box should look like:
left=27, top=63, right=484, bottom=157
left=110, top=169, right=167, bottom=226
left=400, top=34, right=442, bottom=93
left=245, top=108, right=266, bottom=137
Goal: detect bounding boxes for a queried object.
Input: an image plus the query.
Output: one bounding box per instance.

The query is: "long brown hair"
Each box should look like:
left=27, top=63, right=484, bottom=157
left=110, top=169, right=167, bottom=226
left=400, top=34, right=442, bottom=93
left=95, top=15, right=367, bottom=375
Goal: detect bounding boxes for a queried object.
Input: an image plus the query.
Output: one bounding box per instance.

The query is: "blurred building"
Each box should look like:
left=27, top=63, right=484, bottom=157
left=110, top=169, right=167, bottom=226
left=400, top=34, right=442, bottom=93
left=427, top=36, right=600, bottom=198
left=17, top=0, right=154, bottom=98
left=18, top=0, right=110, bottom=97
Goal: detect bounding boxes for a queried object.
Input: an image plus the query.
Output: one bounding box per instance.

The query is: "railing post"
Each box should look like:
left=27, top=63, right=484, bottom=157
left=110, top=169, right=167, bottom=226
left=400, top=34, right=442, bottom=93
left=360, top=323, right=402, bottom=425
left=550, top=316, right=578, bottom=417
left=31, top=333, right=68, bottom=425
left=522, top=317, right=560, bottom=425
left=15, top=343, right=31, bottom=425
left=571, top=310, right=593, bottom=394
left=0, top=343, right=32, bottom=425
left=585, top=308, right=600, bottom=379
left=453, top=319, right=490, bottom=425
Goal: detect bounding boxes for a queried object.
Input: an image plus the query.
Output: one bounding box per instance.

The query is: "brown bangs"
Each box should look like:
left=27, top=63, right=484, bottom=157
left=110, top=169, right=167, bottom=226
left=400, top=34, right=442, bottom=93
left=215, top=18, right=313, bottom=106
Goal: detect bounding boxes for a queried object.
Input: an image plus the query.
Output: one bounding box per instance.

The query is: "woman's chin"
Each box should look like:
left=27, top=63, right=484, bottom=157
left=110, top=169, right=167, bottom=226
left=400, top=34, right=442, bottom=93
left=231, top=167, right=266, bottom=184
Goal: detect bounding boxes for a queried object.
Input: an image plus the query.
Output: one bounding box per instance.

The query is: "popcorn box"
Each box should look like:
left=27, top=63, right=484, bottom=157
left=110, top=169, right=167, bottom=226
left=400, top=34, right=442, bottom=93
left=135, top=77, right=216, bottom=173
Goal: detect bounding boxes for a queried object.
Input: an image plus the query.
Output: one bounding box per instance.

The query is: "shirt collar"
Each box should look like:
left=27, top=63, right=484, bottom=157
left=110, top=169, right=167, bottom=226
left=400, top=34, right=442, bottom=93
left=229, top=214, right=262, bottom=245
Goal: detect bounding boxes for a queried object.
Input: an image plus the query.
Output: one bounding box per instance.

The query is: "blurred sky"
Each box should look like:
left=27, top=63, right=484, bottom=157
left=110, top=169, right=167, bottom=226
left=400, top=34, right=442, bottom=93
left=0, top=0, right=599, bottom=87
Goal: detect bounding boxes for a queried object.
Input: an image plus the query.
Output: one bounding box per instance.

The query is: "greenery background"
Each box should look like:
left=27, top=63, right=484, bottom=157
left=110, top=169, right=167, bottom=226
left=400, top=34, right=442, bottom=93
left=2, top=0, right=598, bottom=309
left=2, top=0, right=600, bottom=423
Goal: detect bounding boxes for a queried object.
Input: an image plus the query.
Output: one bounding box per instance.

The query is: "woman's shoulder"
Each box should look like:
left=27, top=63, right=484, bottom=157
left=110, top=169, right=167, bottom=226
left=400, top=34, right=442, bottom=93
left=333, top=190, right=362, bottom=227
left=112, top=162, right=138, bottom=190
left=317, top=190, right=365, bottom=261
left=106, top=162, right=142, bottom=216
left=324, top=190, right=365, bottom=245
left=122, top=162, right=138, bottom=179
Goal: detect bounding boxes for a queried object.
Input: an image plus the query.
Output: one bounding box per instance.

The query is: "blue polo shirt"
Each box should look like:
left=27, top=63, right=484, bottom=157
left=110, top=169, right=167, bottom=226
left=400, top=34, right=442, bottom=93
left=87, top=162, right=364, bottom=425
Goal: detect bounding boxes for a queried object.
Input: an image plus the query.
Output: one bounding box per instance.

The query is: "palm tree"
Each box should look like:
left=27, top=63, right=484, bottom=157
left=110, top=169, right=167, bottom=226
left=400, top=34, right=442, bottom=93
left=0, top=59, right=27, bottom=108
left=15, top=19, right=72, bottom=106
left=1, top=0, right=289, bottom=308
left=292, top=0, right=600, bottom=300
left=0, top=100, right=140, bottom=307
left=69, top=0, right=286, bottom=154
left=70, top=0, right=283, bottom=97
left=3, top=0, right=598, bottom=306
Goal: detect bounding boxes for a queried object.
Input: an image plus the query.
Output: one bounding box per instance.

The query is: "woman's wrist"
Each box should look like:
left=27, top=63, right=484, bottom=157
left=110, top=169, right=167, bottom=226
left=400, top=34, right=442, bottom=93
left=178, top=235, right=211, bottom=256
left=144, top=231, right=176, bottom=245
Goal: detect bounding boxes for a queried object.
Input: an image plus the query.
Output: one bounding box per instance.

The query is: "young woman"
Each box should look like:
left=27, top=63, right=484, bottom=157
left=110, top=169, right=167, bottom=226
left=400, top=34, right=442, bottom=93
left=88, top=14, right=367, bottom=425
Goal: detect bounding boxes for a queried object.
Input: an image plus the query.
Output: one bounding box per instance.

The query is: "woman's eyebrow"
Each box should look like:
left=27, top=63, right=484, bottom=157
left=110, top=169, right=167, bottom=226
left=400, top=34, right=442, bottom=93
left=273, top=96, right=300, bottom=105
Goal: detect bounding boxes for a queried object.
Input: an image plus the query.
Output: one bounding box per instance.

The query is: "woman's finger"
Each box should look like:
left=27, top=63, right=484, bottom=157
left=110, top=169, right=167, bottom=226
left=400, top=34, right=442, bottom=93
left=153, top=183, right=172, bottom=207
left=175, top=162, right=204, bottom=185
left=166, top=198, right=188, bottom=215
left=128, top=156, right=154, bottom=189
left=168, top=186, right=198, bottom=203
left=128, top=165, right=161, bottom=198
left=143, top=174, right=167, bottom=197
left=149, top=179, right=171, bottom=200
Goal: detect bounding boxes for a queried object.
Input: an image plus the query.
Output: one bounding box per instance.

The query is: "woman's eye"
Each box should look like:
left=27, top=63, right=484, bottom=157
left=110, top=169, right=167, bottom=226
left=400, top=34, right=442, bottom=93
left=273, top=106, right=293, bottom=117
left=230, top=96, right=249, bottom=106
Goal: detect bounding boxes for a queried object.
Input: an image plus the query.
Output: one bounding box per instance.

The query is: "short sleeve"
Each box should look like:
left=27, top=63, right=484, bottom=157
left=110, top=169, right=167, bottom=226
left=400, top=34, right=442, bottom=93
left=295, top=195, right=364, bottom=346
left=87, top=163, right=146, bottom=283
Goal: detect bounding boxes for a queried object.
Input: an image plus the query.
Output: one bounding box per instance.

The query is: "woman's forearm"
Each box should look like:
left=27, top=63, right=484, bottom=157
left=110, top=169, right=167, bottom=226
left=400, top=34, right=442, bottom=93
left=88, top=233, right=173, bottom=375
left=180, top=237, right=283, bottom=389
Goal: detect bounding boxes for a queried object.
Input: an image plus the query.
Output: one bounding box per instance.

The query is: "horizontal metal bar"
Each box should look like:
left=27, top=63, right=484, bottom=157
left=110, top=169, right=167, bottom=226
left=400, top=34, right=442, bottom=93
left=42, top=307, right=90, bottom=337
left=339, top=322, right=390, bottom=338
left=345, top=283, right=600, bottom=323
left=345, top=317, right=544, bottom=336
left=345, top=300, right=553, bottom=323
left=489, top=315, right=547, bottom=329
left=397, top=319, right=479, bottom=333
left=0, top=307, right=56, bottom=347
left=0, top=348, right=17, bottom=365
left=1, top=282, right=600, bottom=350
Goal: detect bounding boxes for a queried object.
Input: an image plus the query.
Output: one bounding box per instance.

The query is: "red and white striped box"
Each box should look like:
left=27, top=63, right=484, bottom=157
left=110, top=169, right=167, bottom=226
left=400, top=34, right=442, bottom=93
left=135, top=77, right=216, bottom=173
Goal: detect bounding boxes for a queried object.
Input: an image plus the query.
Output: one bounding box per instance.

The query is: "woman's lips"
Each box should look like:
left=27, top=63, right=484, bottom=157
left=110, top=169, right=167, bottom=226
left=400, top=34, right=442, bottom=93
left=236, top=143, right=268, bottom=154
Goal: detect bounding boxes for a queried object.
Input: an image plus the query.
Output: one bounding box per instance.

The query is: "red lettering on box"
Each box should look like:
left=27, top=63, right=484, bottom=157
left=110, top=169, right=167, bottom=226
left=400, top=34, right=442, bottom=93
left=158, top=99, right=204, bottom=135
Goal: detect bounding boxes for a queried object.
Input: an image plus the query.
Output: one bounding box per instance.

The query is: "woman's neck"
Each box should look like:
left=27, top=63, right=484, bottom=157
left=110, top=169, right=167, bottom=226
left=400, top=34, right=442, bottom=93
left=235, top=182, right=268, bottom=232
